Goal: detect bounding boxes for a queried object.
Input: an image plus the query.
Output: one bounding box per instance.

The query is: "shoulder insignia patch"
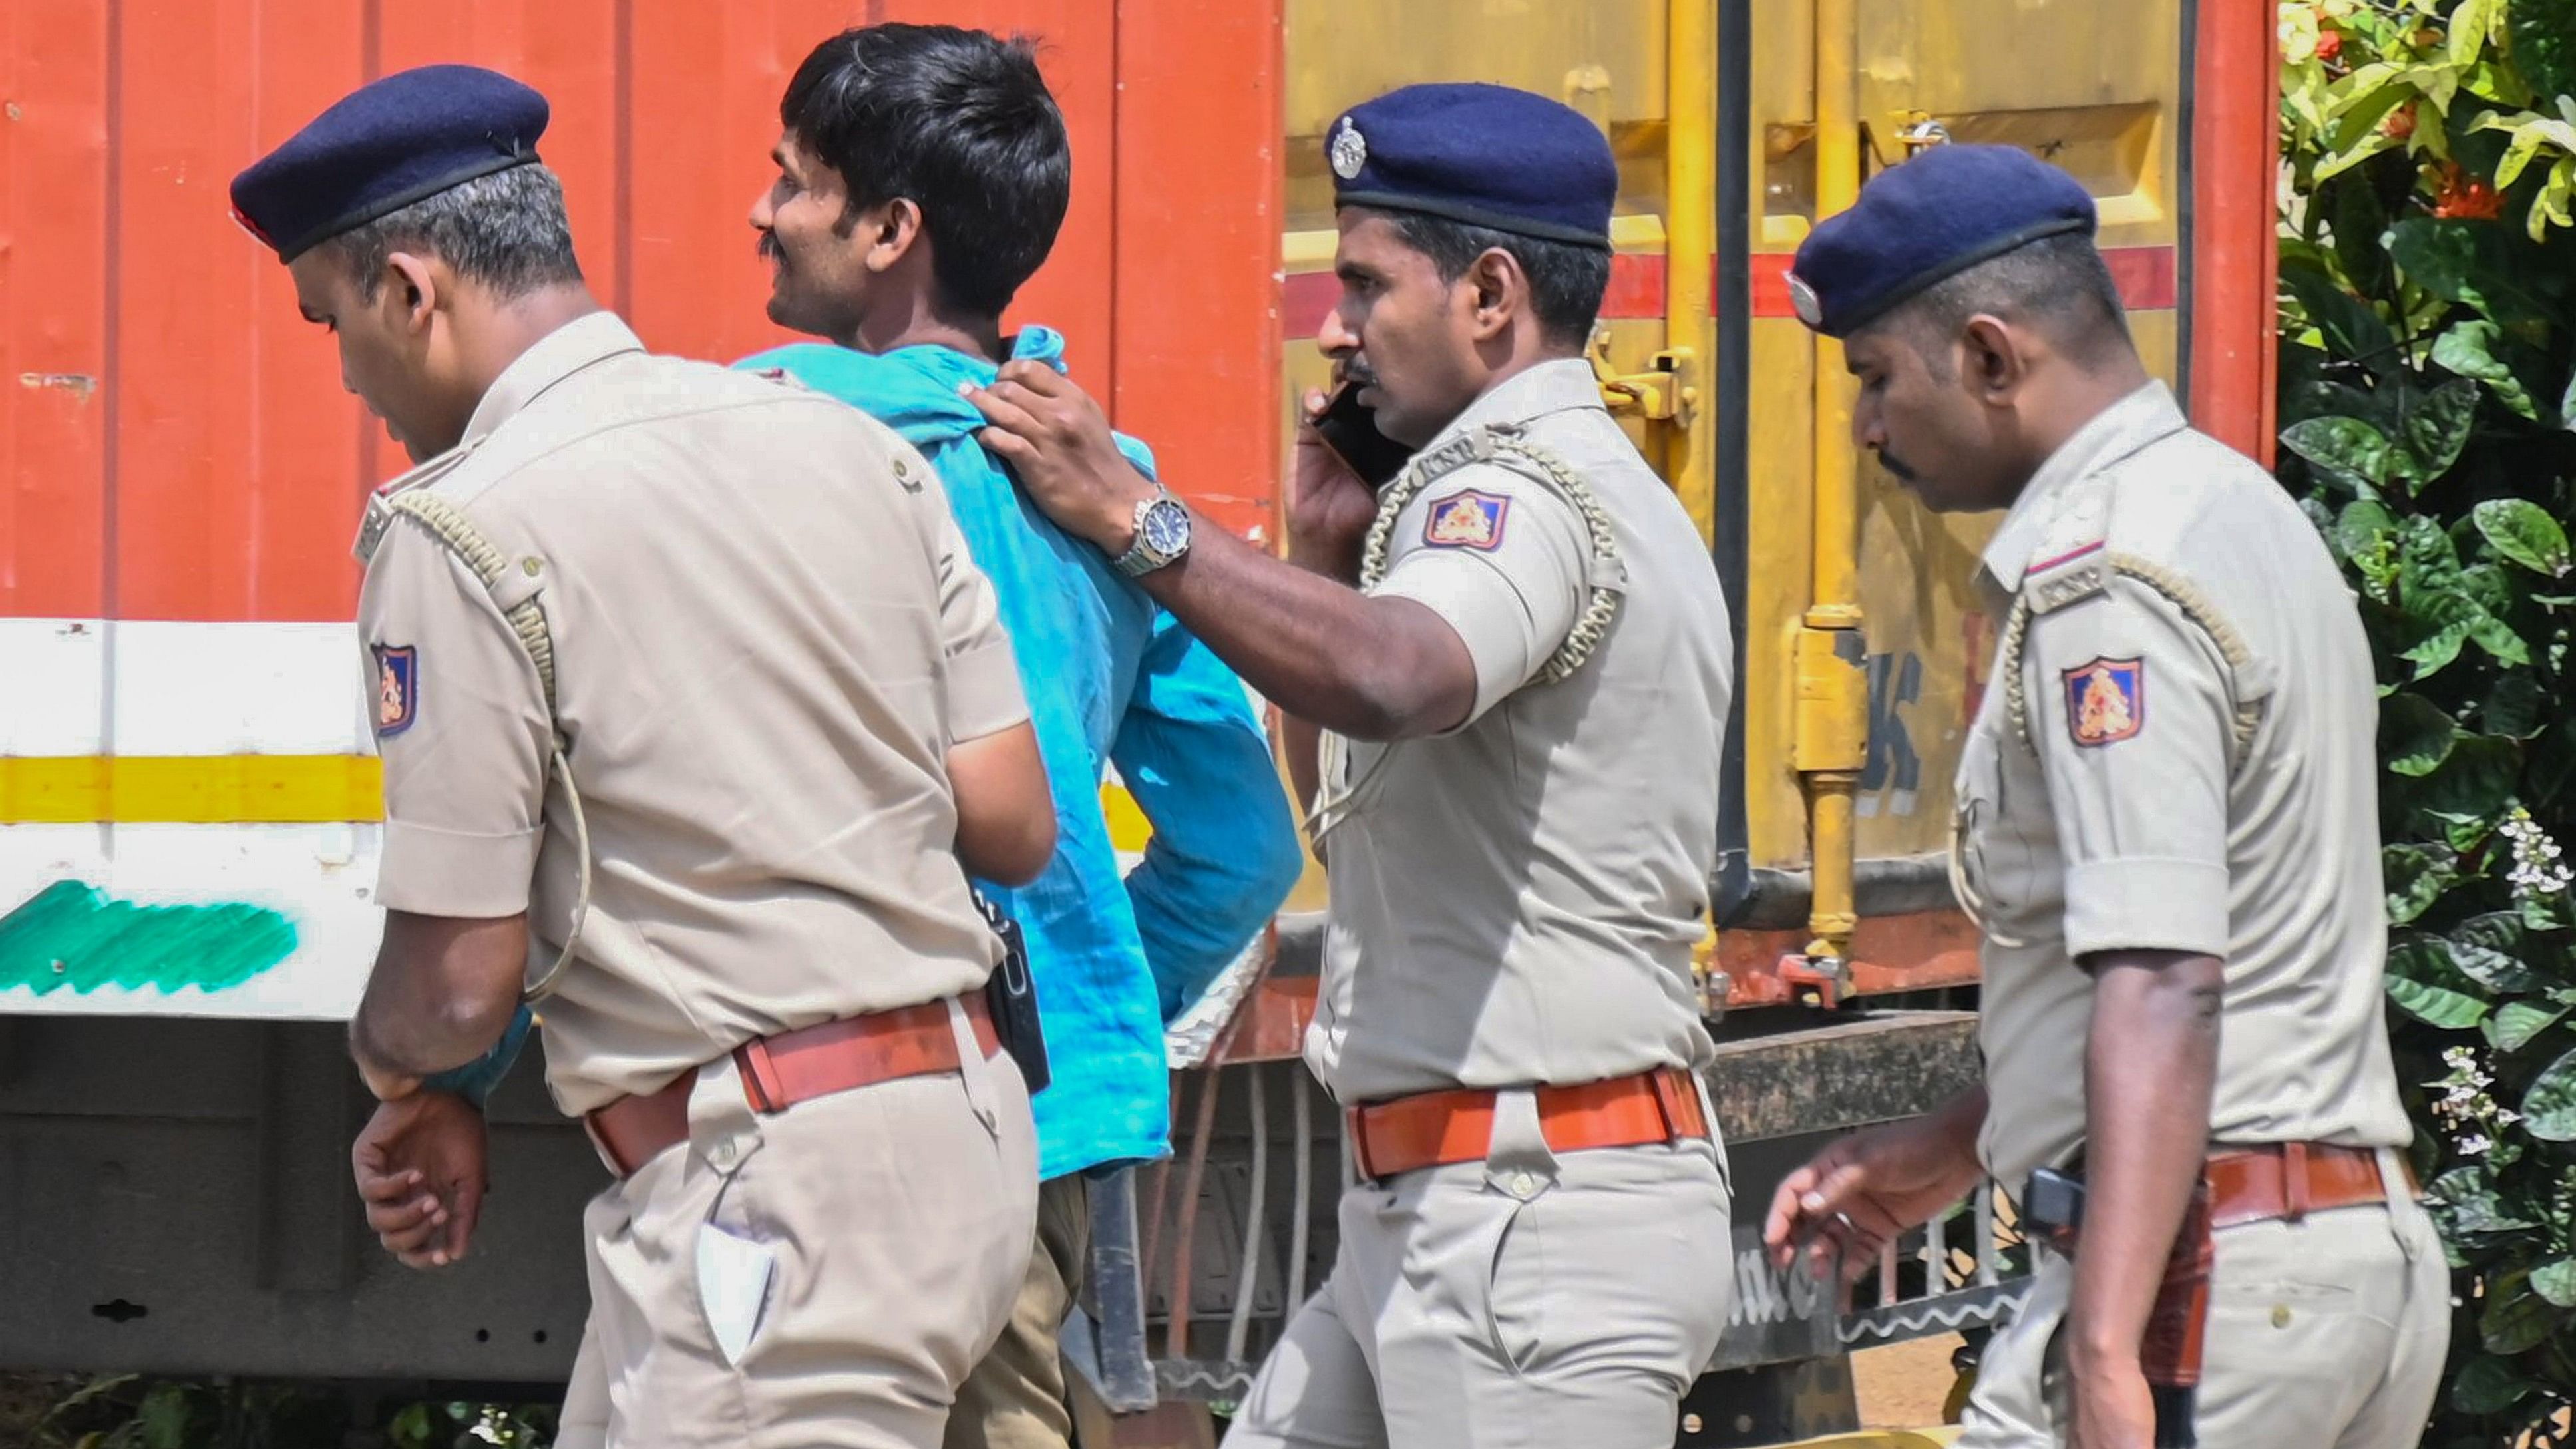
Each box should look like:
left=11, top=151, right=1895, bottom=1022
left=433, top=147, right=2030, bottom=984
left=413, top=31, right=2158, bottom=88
left=1423, top=490, right=1509, bottom=551
left=2062, top=656, right=2143, bottom=747
left=373, top=644, right=418, bottom=738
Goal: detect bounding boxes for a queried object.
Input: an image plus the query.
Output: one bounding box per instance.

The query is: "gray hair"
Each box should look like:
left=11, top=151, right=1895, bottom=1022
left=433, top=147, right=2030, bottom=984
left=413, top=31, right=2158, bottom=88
left=323, top=163, right=584, bottom=301
left=1875, top=231, right=2131, bottom=371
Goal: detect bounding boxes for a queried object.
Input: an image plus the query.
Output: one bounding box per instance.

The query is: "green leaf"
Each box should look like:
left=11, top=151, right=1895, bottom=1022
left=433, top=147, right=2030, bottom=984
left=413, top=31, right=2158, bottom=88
left=2383, top=692, right=2461, bottom=775
left=2482, top=1268, right=2564, bottom=1353
left=2431, top=1164, right=2541, bottom=1231
left=2331, top=83, right=2418, bottom=156
left=2283, top=259, right=2402, bottom=366
left=2284, top=377, right=2387, bottom=429
left=2511, top=0, right=2576, bottom=113
left=2386, top=843, right=2464, bottom=925
left=2487, top=998, right=2569, bottom=1052
left=2469, top=612, right=2536, bottom=665
left=2521, top=1042, right=2576, bottom=1139
left=2398, top=377, right=2482, bottom=478
left=2281, top=415, right=2398, bottom=493
left=2384, top=218, right=2556, bottom=327
left=136, top=1386, right=192, bottom=1449
left=2449, top=934, right=2549, bottom=994
left=2336, top=497, right=2400, bottom=552
left=2472, top=498, right=2575, bottom=575
left=2315, top=130, right=2405, bottom=184
left=2434, top=320, right=2544, bottom=419
left=2450, top=1351, right=2534, bottom=1413
left=2390, top=972, right=2493, bottom=1028
left=2404, top=620, right=2474, bottom=677
left=2459, top=560, right=2517, bottom=616
left=2388, top=932, right=2490, bottom=1025
left=2482, top=670, right=2548, bottom=738
left=2535, top=1258, right=2576, bottom=1308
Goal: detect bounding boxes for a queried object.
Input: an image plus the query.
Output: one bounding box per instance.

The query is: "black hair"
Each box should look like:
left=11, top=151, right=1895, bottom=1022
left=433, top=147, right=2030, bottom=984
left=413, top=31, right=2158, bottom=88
left=1364, top=208, right=1611, bottom=347
left=781, top=24, right=1071, bottom=319
left=1877, top=231, right=2131, bottom=370
left=325, top=164, right=584, bottom=301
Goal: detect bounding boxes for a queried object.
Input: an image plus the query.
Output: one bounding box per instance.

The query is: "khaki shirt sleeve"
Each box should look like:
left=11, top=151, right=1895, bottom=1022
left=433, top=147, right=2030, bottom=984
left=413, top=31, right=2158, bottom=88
left=361, top=520, right=552, bottom=918
left=1369, top=463, right=1586, bottom=726
left=896, top=437, right=1027, bottom=743
left=2022, top=575, right=2234, bottom=960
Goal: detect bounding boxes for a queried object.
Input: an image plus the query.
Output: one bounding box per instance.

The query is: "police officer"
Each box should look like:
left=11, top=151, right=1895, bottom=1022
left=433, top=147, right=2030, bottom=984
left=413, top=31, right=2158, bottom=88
left=1761, top=146, right=2447, bottom=1448
left=968, top=84, right=1736, bottom=1447
left=231, top=66, right=1050, bottom=1447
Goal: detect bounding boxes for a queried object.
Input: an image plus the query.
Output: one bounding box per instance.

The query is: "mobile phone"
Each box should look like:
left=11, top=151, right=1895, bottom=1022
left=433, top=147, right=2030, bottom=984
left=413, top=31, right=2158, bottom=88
left=1312, top=381, right=1415, bottom=488
left=2022, top=1166, right=2087, bottom=1243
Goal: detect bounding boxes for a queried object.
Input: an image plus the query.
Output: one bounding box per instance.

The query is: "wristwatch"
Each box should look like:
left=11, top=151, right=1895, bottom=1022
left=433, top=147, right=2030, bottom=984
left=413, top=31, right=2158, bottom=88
left=1112, top=487, right=1193, bottom=576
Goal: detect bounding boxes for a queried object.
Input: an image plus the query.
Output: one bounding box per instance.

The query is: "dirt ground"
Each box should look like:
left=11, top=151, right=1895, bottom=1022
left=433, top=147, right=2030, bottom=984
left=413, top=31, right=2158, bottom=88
left=1851, top=1333, right=1965, bottom=1430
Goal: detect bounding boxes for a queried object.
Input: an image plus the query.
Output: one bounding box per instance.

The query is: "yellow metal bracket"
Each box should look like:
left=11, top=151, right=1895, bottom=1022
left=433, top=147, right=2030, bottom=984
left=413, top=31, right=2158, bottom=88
left=1590, top=334, right=1702, bottom=425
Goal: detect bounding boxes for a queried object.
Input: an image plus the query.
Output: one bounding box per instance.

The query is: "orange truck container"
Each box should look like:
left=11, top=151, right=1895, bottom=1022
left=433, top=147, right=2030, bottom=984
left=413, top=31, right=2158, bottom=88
left=0, top=0, right=2277, bottom=1438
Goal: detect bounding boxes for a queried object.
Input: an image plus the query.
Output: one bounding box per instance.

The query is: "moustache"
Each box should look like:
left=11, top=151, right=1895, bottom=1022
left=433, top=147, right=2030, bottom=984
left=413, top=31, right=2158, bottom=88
left=1877, top=448, right=1918, bottom=483
left=757, top=233, right=784, bottom=266
left=1339, top=357, right=1380, bottom=390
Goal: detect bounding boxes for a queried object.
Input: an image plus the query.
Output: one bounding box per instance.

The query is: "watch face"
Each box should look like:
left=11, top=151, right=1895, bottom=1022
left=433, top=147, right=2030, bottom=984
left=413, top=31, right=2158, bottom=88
left=1141, top=499, right=1191, bottom=557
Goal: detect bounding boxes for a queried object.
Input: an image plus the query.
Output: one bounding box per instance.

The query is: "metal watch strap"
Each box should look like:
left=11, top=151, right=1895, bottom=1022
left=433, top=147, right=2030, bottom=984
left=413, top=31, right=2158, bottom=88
left=1113, top=488, right=1189, bottom=576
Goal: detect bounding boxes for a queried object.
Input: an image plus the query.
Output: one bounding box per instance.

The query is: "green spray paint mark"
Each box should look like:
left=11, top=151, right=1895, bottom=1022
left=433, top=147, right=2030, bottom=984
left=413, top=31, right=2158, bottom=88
left=0, top=880, right=297, bottom=996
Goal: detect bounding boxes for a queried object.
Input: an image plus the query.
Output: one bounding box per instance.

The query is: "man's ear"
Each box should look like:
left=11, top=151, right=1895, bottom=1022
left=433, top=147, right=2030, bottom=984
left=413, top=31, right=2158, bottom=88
left=383, top=252, right=440, bottom=335
left=1960, top=314, right=2029, bottom=403
left=864, top=198, right=925, bottom=274
left=1465, top=246, right=1521, bottom=343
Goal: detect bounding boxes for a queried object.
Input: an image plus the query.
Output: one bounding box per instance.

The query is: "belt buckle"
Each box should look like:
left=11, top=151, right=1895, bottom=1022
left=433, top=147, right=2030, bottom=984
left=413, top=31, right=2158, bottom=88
left=1346, top=1105, right=1381, bottom=1184
left=1649, top=1069, right=1692, bottom=1141
left=734, top=1038, right=783, bottom=1114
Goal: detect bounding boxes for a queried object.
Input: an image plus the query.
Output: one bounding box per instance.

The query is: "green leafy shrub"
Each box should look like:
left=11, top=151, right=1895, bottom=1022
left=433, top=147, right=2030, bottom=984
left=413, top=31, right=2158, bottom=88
left=2279, top=2, right=2576, bottom=1442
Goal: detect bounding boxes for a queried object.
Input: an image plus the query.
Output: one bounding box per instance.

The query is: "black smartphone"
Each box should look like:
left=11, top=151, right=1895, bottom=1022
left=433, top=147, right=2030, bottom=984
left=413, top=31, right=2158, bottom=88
left=1312, top=381, right=1415, bottom=488
left=2022, top=1166, right=2087, bottom=1242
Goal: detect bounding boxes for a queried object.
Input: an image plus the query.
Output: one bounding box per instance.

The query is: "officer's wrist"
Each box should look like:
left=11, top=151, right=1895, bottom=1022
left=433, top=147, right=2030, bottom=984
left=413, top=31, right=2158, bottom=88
left=1087, top=476, right=1162, bottom=559
left=2063, top=1327, right=2144, bottom=1378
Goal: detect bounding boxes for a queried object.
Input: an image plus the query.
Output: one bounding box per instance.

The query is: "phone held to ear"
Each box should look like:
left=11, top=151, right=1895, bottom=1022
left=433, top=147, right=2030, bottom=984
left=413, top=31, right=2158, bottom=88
left=1312, top=383, right=1415, bottom=489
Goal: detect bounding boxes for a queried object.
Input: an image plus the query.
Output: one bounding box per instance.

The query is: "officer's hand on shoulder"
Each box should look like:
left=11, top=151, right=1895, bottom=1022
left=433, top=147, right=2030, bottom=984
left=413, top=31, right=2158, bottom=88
left=964, top=364, right=1159, bottom=555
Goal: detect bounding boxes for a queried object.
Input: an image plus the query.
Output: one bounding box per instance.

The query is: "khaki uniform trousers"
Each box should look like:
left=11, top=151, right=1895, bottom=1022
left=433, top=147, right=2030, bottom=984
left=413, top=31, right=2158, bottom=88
left=1227, top=1088, right=1734, bottom=1449
left=556, top=1026, right=1039, bottom=1449
left=944, top=1173, right=1093, bottom=1449
left=1961, top=1150, right=2448, bottom=1449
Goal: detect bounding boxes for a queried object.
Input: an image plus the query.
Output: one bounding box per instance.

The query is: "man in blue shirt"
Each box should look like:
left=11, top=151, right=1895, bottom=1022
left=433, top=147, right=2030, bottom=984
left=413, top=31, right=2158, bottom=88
left=740, top=25, right=1302, bottom=1449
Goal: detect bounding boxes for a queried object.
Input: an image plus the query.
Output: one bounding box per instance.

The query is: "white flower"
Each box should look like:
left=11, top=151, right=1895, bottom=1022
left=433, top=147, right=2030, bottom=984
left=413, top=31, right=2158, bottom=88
left=2501, top=807, right=2575, bottom=898
left=2458, top=1133, right=2495, bottom=1157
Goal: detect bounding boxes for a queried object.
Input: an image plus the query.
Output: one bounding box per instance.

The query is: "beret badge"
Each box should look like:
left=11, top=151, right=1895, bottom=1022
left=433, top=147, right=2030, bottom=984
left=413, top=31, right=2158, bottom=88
left=1329, top=117, right=1368, bottom=181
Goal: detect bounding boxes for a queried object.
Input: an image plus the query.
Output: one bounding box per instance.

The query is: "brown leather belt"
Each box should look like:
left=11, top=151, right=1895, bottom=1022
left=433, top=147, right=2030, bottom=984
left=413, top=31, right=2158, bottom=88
left=584, top=994, right=998, bottom=1179
left=2205, top=1142, right=2416, bottom=1230
left=1345, top=1068, right=1709, bottom=1183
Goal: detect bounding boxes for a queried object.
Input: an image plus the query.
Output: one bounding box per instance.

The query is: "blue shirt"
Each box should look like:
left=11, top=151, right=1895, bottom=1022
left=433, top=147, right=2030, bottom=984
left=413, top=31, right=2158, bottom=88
left=735, top=329, right=1302, bottom=1180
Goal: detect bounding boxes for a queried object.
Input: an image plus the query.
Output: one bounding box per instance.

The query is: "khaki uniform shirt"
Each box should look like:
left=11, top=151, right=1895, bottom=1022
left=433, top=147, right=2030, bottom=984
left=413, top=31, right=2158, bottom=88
left=1958, top=381, right=2414, bottom=1191
left=359, top=313, right=1028, bottom=1115
left=1304, top=359, right=1733, bottom=1103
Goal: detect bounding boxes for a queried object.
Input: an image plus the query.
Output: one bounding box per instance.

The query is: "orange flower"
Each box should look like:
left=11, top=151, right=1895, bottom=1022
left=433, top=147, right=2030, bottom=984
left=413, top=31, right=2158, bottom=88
left=2385, top=104, right=2417, bottom=140
left=2318, top=28, right=2344, bottom=59
left=2431, top=162, right=2504, bottom=220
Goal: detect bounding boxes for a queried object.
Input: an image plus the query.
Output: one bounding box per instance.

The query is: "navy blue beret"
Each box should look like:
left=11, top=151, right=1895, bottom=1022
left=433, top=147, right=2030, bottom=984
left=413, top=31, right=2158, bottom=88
left=1328, top=83, right=1616, bottom=250
left=230, top=65, right=548, bottom=262
left=1787, top=144, right=2096, bottom=337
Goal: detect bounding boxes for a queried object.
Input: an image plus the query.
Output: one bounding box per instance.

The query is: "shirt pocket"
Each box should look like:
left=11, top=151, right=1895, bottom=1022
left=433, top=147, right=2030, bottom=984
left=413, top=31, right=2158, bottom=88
left=1951, top=723, right=2014, bottom=933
